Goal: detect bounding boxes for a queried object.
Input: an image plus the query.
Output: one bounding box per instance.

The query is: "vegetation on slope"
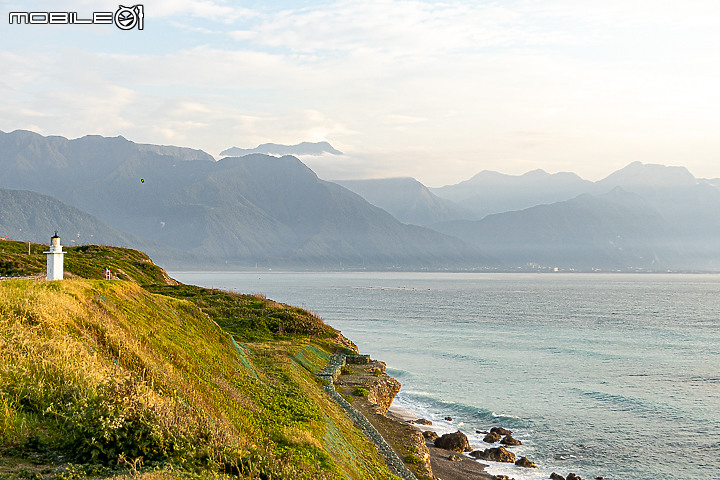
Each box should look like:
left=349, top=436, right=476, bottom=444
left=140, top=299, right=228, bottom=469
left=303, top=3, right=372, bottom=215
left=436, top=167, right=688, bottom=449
left=0, top=241, right=172, bottom=285
left=0, top=241, right=399, bottom=480
left=145, top=285, right=354, bottom=346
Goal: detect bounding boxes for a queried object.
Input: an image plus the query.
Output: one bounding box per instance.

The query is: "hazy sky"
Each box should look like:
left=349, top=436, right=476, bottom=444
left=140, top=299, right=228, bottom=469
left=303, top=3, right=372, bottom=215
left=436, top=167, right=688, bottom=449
left=1, top=0, right=719, bottom=186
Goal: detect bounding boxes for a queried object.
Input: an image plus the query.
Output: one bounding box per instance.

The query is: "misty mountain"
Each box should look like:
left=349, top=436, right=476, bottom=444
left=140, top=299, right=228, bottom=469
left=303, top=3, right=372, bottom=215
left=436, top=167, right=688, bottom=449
left=220, top=141, right=342, bottom=157
left=596, top=161, right=697, bottom=189
left=0, top=188, right=182, bottom=261
left=705, top=178, right=720, bottom=189
left=431, top=169, right=593, bottom=219
left=4, top=128, right=720, bottom=271
left=594, top=162, right=720, bottom=240
left=0, top=130, right=491, bottom=269
left=135, top=143, right=215, bottom=162
left=430, top=188, right=691, bottom=270
left=148, top=154, right=492, bottom=268
left=0, top=130, right=214, bottom=199
left=335, top=177, right=474, bottom=226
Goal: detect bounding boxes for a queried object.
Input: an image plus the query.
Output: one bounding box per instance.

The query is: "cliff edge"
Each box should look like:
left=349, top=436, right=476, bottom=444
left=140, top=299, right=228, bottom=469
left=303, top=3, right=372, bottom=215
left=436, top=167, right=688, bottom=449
left=0, top=240, right=408, bottom=480
left=334, top=357, right=434, bottom=480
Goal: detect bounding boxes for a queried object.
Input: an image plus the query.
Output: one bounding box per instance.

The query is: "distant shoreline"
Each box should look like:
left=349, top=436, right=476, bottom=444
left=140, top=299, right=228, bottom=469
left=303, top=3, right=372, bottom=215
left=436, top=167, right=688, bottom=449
left=170, top=268, right=720, bottom=275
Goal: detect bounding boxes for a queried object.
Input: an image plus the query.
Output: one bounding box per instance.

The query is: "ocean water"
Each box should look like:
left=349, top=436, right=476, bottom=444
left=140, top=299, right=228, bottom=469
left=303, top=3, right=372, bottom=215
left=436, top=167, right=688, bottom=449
left=171, top=272, right=720, bottom=480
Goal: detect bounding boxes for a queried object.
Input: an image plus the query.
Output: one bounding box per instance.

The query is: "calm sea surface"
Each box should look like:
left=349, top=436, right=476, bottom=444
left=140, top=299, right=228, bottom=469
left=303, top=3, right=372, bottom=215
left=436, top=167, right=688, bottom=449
left=171, top=272, right=720, bottom=480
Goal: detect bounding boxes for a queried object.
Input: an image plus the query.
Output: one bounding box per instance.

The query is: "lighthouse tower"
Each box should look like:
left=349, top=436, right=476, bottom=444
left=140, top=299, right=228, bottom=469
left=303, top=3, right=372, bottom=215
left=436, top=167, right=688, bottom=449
left=44, top=232, right=65, bottom=281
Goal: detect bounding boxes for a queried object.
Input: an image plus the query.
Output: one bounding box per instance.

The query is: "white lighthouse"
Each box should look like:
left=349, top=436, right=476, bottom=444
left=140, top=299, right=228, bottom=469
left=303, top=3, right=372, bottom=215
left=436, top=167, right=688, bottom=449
left=44, top=232, right=65, bottom=281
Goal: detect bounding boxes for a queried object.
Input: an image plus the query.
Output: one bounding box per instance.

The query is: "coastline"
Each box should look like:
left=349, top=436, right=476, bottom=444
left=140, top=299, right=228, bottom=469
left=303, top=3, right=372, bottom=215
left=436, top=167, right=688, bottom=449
left=386, top=405, right=496, bottom=480
left=328, top=353, right=498, bottom=480
left=169, top=270, right=720, bottom=480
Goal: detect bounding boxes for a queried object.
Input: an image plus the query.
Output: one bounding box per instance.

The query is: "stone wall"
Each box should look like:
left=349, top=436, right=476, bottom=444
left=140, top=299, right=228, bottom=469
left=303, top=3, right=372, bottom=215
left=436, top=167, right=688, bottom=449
left=318, top=354, right=418, bottom=480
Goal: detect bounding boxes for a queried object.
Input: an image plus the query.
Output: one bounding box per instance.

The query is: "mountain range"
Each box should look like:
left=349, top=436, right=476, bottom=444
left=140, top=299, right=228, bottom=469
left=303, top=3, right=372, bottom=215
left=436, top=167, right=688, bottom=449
left=220, top=141, right=342, bottom=157
left=339, top=162, right=720, bottom=270
left=0, top=130, right=488, bottom=269
left=430, top=169, right=593, bottom=219
left=335, top=177, right=471, bottom=226
left=2, top=128, right=720, bottom=271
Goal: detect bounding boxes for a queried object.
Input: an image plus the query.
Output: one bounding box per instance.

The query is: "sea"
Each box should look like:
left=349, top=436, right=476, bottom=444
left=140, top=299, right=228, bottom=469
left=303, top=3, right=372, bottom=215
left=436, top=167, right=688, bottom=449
left=170, top=271, right=720, bottom=480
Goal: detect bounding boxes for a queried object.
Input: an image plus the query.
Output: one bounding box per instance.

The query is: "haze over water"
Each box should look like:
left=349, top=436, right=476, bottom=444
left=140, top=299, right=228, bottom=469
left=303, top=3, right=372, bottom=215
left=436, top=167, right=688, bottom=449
left=173, top=271, right=720, bottom=480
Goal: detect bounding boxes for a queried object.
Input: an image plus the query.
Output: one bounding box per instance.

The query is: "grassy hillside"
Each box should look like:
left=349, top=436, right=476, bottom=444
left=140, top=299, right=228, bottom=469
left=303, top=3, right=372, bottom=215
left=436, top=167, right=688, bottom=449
left=0, top=241, right=400, bottom=480
left=0, top=240, right=174, bottom=285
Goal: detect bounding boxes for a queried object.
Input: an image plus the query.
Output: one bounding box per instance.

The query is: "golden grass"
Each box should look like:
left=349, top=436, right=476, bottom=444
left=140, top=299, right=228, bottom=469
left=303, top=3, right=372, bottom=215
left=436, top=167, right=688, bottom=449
left=0, top=278, right=400, bottom=479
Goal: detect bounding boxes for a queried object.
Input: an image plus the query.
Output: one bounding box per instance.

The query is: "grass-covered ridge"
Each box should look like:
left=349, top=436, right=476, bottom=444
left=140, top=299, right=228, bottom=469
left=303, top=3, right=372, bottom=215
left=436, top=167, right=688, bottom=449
left=0, top=240, right=173, bottom=285
left=0, top=240, right=399, bottom=480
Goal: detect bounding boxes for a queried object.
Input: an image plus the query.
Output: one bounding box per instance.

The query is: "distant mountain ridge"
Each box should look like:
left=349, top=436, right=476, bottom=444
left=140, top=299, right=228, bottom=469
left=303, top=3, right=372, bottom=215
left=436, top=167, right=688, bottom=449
left=220, top=141, right=342, bottom=157
left=0, top=188, right=191, bottom=263
left=335, top=177, right=473, bottom=225
left=597, top=161, right=698, bottom=189
left=339, top=162, right=720, bottom=270
left=431, top=169, right=594, bottom=219
left=0, top=188, right=143, bottom=246
left=0, top=130, right=490, bottom=270
left=3, top=128, right=720, bottom=271
left=430, top=188, right=687, bottom=270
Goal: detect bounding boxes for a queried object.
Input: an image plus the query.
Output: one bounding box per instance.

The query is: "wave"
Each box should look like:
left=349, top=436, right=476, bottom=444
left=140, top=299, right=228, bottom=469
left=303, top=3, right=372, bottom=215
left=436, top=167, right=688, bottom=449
left=394, top=390, right=531, bottom=430
left=572, top=388, right=688, bottom=421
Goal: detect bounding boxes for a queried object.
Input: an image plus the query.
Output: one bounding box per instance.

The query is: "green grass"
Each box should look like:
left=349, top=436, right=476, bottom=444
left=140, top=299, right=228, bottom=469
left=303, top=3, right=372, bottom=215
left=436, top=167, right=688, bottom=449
left=146, top=284, right=339, bottom=344
left=0, top=241, right=45, bottom=277
left=0, top=241, right=400, bottom=480
left=0, top=240, right=173, bottom=286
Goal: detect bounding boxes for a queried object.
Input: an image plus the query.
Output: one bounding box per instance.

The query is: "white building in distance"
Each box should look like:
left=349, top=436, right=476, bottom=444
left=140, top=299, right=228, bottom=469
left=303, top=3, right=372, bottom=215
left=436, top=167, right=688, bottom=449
left=44, top=232, right=65, bottom=281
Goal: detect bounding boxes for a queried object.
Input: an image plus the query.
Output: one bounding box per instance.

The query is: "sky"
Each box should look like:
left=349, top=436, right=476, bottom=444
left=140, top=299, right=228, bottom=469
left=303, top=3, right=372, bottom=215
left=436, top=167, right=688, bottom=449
left=1, top=0, right=720, bottom=187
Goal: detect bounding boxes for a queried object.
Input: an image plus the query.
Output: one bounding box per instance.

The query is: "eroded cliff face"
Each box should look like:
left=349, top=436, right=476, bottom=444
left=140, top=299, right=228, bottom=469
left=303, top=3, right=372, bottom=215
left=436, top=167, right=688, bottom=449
left=334, top=332, right=359, bottom=353
left=338, top=357, right=400, bottom=413
left=368, top=375, right=402, bottom=413
left=335, top=357, right=433, bottom=480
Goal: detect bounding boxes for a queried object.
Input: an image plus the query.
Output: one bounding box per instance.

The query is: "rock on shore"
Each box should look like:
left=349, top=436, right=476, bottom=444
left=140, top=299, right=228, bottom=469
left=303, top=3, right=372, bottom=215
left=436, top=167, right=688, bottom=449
left=501, top=433, right=522, bottom=446
left=470, top=446, right=517, bottom=463
left=367, top=375, right=401, bottom=413
left=491, top=427, right=513, bottom=436
left=514, top=456, right=538, bottom=468
left=434, top=431, right=471, bottom=452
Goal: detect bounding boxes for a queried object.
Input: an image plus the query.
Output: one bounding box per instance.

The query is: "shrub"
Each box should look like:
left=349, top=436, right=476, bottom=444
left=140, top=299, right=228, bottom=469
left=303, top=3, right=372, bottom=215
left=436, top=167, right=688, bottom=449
left=404, top=454, right=424, bottom=465
left=352, top=388, right=369, bottom=397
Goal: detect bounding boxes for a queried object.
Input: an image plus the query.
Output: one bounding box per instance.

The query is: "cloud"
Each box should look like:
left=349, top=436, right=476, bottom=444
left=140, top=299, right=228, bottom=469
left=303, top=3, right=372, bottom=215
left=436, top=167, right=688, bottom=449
left=238, top=1, right=572, bottom=55
left=383, top=115, right=427, bottom=125
left=2, top=0, right=720, bottom=184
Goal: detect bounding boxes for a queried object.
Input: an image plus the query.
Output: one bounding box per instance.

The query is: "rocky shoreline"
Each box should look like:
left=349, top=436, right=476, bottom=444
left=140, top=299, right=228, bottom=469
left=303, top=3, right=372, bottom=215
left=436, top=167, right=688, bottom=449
left=322, top=353, right=595, bottom=480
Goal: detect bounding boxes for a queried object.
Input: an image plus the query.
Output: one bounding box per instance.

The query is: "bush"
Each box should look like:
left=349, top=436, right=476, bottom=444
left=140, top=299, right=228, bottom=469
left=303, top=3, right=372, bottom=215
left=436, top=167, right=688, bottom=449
left=352, top=388, right=369, bottom=397
left=404, top=454, right=424, bottom=465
